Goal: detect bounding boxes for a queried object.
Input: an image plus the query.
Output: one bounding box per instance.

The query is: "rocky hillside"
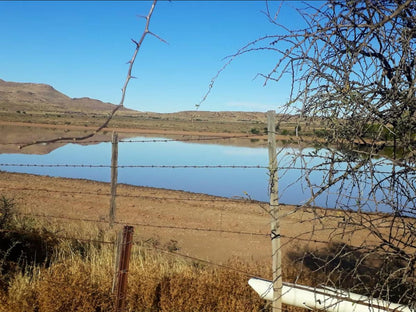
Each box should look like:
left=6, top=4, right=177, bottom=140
left=0, top=79, right=128, bottom=113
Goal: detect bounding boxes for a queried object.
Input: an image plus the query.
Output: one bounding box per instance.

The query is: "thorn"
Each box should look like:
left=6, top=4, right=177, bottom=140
left=148, top=31, right=168, bottom=44
left=131, top=38, right=139, bottom=46
left=136, top=14, right=148, bottom=20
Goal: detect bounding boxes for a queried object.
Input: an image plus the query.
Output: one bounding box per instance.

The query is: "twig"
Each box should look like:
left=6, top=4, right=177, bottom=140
left=20, top=0, right=165, bottom=149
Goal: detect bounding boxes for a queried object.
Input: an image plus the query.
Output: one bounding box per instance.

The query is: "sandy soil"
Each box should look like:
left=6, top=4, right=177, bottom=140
left=0, top=171, right=385, bottom=265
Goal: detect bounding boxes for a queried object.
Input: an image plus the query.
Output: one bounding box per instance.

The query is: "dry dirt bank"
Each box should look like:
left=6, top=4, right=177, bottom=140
left=0, top=171, right=386, bottom=265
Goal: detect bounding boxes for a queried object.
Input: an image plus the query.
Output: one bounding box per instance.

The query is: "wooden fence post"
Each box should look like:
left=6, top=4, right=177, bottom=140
left=267, top=110, right=282, bottom=312
left=112, top=230, right=123, bottom=293
left=110, top=131, right=118, bottom=227
left=114, top=225, right=134, bottom=312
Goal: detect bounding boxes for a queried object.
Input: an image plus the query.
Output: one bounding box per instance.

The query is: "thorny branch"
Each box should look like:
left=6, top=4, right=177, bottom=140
left=19, top=0, right=166, bottom=149
left=198, top=0, right=416, bottom=306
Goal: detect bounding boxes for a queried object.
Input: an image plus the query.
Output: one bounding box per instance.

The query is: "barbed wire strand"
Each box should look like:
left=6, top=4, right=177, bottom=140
left=0, top=228, right=114, bottom=245
left=1, top=184, right=400, bottom=215
left=13, top=211, right=338, bottom=245
left=0, top=227, right=266, bottom=281
left=0, top=185, right=265, bottom=203
left=0, top=163, right=267, bottom=169
left=15, top=212, right=270, bottom=237
left=0, top=163, right=401, bottom=174
left=140, top=243, right=265, bottom=279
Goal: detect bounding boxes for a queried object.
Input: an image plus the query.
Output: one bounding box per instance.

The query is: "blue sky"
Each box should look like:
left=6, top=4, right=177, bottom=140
left=0, top=1, right=310, bottom=113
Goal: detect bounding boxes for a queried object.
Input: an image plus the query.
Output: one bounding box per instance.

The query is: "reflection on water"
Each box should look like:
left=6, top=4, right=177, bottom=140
left=0, top=123, right=273, bottom=155
left=0, top=136, right=411, bottom=212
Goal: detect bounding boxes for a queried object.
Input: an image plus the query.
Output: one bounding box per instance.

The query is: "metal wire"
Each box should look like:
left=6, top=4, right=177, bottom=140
left=0, top=163, right=267, bottom=169
left=0, top=163, right=402, bottom=174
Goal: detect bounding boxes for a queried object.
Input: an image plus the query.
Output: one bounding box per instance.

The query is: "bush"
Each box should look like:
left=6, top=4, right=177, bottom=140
left=0, top=196, right=60, bottom=289
left=313, top=129, right=329, bottom=138
left=0, top=196, right=16, bottom=230
left=250, top=128, right=260, bottom=135
left=287, top=242, right=415, bottom=305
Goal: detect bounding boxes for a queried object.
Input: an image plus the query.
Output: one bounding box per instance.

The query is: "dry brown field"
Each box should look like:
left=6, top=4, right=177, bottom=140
left=0, top=170, right=391, bottom=265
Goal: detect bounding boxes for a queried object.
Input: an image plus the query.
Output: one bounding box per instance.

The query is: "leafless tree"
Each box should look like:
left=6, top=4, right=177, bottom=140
left=203, top=0, right=416, bottom=307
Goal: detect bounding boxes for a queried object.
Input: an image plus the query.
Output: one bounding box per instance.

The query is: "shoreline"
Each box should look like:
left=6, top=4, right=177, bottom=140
left=0, top=119, right=318, bottom=145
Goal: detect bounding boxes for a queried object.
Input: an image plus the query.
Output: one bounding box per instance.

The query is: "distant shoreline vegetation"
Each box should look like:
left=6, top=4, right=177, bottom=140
left=0, top=109, right=405, bottom=161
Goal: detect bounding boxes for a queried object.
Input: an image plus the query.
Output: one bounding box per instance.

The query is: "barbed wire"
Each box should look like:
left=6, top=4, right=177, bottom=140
left=13, top=210, right=341, bottom=246
left=4, top=183, right=405, bottom=212
left=0, top=163, right=402, bottom=174
left=1, top=176, right=411, bottom=211
left=0, top=218, right=386, bottom=302
left=0, top=185, right=264, bottom=203
left=141, top=243, right=264, bottom=279
left=0, top=215, right=372, bottom=252
left=0, top=228, right=114, bottom=245
left=15, top=212, right=270, bottom=237
left=0, top=163, right=267, bottom=169
left=0, top=221, right=267, bottom=280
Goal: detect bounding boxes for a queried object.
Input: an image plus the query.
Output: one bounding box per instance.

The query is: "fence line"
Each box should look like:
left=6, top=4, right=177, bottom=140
left=12, top=211, right=340, bottom=245
left=0, top=228, right=114, bottom=245
left=0, top=221, right=375, bottom=255
left=1, top=181, right=401, bottom=210
left=142, top=243, right=263, bottom=279
left=15, top=211, right=269, bottom=237
left=0, top=163, right=403, bottom=174
left=1, top=133, right=412, bottom=306
left=0, top=185, right=264, bottom=203
left=0, top=227, right=268, bottom=281
left=0, top=163, right=267, bottom=169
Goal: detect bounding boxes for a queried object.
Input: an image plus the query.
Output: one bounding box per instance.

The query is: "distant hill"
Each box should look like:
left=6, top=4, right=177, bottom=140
left=0, top=79, right=131, bottom=113
left=0, top=79, right=296, bottom=125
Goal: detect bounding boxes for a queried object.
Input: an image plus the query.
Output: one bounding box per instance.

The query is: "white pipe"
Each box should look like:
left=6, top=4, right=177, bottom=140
left=248, top=278, right=414, bottom=312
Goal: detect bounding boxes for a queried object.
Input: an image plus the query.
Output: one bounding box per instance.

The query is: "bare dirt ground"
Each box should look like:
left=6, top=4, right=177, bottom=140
left=0, top=171, right=384, bottom=266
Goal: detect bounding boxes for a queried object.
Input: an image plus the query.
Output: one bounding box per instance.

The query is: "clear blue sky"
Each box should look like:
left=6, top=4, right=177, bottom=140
left=0, top=1, right=310, bottom=113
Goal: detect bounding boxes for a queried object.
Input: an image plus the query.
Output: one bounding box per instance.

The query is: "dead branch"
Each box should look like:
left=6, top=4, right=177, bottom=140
left=20, top=0, right=165, bottom=149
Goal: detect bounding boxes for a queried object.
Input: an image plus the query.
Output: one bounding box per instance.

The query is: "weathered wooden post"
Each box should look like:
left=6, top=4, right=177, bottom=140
left=114, top=225, right=134, bottom=312
left=267, top=110, right=282, bottom=311
left=110, top=131, right=118, bottom=227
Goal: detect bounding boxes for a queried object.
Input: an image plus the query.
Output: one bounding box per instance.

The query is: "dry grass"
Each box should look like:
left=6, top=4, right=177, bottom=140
left=0, top=199, right=273, bottom=312
left=0, top=241, right=271, bottom=312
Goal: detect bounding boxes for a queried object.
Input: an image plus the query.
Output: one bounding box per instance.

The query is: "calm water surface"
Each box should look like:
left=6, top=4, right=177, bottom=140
left=0, top=137, right=404, bottom=211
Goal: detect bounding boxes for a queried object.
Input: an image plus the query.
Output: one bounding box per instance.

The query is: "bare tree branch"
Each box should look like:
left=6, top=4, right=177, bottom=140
left=20, top=0, right=164, bottom=149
